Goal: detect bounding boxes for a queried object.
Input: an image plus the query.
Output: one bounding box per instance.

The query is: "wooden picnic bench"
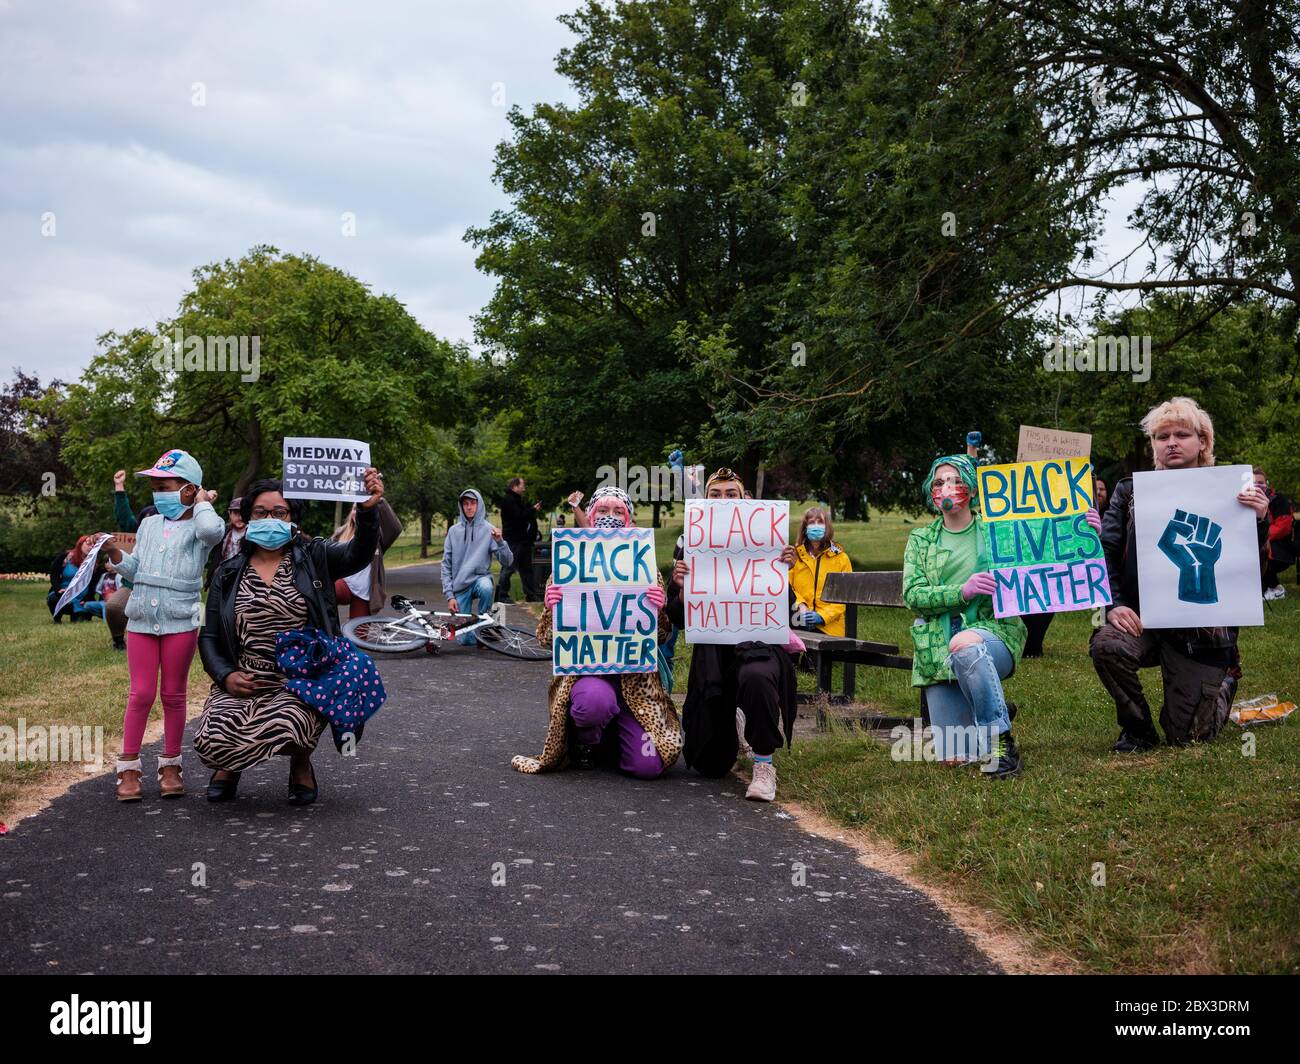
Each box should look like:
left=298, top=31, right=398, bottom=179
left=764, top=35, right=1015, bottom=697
left=796, top=570, right=920, bottom=728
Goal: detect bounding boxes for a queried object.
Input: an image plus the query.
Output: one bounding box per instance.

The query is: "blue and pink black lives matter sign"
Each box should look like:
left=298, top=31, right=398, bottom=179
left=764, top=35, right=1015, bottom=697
left=550, top=527, right=659, bottom=676
left=976, top=457, right=1112, bottom=618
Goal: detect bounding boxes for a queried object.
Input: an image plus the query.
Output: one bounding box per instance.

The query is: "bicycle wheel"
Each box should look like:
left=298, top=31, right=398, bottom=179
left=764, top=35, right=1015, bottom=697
left=474, top=622, right=551, bottom=661
left=343, top=615, right=430, bottom=653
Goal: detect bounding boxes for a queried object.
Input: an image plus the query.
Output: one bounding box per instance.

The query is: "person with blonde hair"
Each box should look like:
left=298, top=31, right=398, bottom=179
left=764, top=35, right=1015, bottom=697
left=1090, top=397, right=1269, bottom=751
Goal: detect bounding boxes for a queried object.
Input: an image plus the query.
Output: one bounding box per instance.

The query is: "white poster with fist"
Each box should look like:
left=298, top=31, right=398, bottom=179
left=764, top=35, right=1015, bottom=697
left=1133, top=465, right=1264, bottom=628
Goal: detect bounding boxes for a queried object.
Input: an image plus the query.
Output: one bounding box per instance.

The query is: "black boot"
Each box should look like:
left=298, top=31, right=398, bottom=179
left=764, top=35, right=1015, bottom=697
left=1112, top=730, right=1158, bottom=753
left=982, top=730, right=1022, bottom=778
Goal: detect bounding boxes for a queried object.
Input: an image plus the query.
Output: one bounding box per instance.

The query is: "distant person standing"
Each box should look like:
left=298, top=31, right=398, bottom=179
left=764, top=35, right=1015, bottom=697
left=1255, top=467, right=1294, bottom=599
left=497, top=476, right=541, bottom=603
left=105, top=468, right=157, bottom=649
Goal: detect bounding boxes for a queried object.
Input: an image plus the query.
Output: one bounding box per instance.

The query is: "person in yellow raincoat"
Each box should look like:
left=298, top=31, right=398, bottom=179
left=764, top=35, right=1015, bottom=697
left=788, top=506, right=853, bottom=636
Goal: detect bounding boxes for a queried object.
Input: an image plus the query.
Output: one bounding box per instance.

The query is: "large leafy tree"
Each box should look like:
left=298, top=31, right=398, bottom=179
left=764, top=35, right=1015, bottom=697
left=688, top=0, right=1081, bottom=510
left=54, top=246, right=462, bottom=506
left=467, top=0, right=807, bottom=486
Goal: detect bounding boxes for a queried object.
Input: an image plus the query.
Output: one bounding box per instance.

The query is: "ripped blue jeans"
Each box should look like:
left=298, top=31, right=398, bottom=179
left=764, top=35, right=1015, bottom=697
left=925, top=629, right=1013, bottom=761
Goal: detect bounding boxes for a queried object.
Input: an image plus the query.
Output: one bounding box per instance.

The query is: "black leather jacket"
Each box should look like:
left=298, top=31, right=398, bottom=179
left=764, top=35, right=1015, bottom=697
left=199, top=506, right=380, bottom=688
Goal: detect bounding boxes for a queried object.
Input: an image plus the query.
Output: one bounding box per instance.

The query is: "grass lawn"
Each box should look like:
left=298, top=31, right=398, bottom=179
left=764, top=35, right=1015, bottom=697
left=663, top=510, right=1300, bottom=974
left=0, top=581, right=211, bottom=820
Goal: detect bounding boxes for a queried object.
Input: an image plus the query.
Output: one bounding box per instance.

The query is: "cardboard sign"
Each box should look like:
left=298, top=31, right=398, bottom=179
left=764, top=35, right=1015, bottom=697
left=551, top=527, right=658, bottom=676
left=1133, top=465, right=1263, bottom=628
left=282, top=437, right=370, bottom=503
left=977, top=458, right=1111, bottom=617
left=683, top=499, right=790, bottom=645
left=1016, top=424, right=1093, bottom=463
left=54, top=535, right=110, bottom=616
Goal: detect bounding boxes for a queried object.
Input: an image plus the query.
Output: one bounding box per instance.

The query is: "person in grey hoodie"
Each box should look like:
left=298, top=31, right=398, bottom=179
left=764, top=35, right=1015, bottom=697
left=441, top=488, right=513, bottom=644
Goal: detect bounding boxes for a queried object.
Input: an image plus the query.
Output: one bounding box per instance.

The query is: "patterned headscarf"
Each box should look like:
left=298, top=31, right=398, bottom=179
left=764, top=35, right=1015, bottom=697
left=588, top=485, right=635, bottom=527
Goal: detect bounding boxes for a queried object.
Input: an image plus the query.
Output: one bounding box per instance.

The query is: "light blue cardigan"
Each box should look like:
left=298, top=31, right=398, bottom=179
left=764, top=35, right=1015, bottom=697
left=113, top=502, right=224, bottom=635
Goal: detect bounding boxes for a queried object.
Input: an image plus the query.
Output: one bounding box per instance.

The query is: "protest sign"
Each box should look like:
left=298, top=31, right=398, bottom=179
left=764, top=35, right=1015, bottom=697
left=1016, top=424, right=1093, bottom=462
left=282, top=437, right=370, bottom=503
left=54, top=535, right=110, bottom=616
left=1133, top=465, right=1263, bottom=628
left=977, top=457, right=1111, bottom=617
left=551, top=527, right=659, bottom=676
left=683, top=499, right=790, bottom=645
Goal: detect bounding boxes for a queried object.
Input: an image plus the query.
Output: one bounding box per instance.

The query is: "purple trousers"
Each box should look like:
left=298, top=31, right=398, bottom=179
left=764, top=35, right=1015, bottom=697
left=569, top=676, right=665, bottom=780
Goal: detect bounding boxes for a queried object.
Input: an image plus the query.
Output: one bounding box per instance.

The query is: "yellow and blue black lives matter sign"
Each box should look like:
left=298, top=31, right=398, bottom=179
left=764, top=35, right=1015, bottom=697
left=551, top=527, right=658, bottom=676
left=976, top=457, right=1112, bottom=618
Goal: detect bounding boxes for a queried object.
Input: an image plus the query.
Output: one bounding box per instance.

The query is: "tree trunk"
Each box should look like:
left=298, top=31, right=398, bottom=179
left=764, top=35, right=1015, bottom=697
left=233, top=411, right=263, bottom=499
left=420, top=506, right=432, bottom=558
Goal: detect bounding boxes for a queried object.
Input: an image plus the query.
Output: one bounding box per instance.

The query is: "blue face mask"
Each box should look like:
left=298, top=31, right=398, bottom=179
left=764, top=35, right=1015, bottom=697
left=153, top=490, right=193, bottom=520
left=245, top=518, right=294, bottom=549
left=805, top=524, right=826, bottom=541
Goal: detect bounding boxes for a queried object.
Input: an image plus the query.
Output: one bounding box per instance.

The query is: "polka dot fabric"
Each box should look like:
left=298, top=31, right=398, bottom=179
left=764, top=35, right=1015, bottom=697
left=275, top=627, right=386, bottom=748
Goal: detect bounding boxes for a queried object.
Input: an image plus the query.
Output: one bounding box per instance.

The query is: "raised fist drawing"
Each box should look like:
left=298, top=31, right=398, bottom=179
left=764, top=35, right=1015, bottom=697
left=1157, top=509, right=1222, bottom=605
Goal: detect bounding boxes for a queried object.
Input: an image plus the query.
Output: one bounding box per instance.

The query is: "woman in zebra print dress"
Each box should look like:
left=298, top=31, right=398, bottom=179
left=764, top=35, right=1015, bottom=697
left=193, top=554, right=327, bottom=776
left=197, top=472, right=385, bottom=804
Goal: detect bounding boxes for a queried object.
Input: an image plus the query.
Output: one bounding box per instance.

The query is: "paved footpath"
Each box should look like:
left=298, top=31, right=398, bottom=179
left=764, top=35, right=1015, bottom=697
left=0, top=565, right=998, bottom=974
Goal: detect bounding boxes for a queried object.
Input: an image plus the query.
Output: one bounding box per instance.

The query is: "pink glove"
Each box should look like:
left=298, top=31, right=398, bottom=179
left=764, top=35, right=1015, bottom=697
left=544, top=584, right=563, bottom=610
left=1084, top=506, right=1102, bottom=534
left=784, top=631, right=807, bottom=655
left=644, top=585, right=665, bottom=611
left=960, top=572, right=997, bottom=601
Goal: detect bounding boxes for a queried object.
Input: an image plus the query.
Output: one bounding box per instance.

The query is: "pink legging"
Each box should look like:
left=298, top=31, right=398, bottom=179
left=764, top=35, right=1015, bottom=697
left=122, top=630, right=199, bottom=758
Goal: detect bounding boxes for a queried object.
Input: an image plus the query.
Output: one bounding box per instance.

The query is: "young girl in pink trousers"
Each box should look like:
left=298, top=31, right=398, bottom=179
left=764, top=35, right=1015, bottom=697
left=98, top=449, right=224, bottom=801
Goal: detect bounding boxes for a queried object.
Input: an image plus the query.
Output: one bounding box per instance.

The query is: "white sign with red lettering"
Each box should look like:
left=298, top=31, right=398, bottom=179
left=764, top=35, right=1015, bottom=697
left=683, top=499, right=790, bottom=645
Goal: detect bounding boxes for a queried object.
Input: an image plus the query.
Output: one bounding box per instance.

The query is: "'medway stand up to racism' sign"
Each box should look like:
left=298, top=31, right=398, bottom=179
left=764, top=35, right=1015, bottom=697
left=282, top=437, right=371, bottom=503
left=684, top=499, right=790, bottom=645
left=551, top=527, right=658, bottom=676
left=976, top=457, right=1112, bottom=618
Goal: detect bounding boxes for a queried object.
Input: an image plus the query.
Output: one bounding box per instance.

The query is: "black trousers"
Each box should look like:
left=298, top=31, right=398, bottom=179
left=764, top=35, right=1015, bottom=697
left=687, top=652, right=786, bottom=775
left=498, top=540, right=537, bottom=600
left=1089, top=624, right=1233, bottom=746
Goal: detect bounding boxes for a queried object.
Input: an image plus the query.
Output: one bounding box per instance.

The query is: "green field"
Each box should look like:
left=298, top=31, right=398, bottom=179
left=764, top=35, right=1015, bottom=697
left=4, top=506, right=1297, bottom=972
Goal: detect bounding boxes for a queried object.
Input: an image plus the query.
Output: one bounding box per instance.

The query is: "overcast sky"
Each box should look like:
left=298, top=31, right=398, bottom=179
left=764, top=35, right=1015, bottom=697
left=1, top=0, right=1140, bottom=386
left=0, top=0, right=580, bottom=382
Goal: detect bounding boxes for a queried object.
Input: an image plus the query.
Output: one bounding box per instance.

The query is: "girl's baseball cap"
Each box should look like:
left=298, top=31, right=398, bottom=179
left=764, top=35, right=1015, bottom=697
left=135, top=449, right=203, bottom=485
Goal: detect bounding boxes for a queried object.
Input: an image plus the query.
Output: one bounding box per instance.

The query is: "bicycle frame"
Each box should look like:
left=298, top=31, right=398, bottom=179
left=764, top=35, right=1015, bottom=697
left=386, top=595, right=496, bottom=643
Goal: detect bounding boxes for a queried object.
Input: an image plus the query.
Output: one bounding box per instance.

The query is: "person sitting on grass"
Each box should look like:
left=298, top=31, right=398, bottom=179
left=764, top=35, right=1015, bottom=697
left=666, top=468, right=803, bottom=803
left=440, top=489, right=512, bottom=646
left=47, top=535, right=107, bottom=623
left=1090, top=397, right=1269, bottom=752
left=789, top=506, right=852, bottom=635
left=512, top=485, right=683, bottom=779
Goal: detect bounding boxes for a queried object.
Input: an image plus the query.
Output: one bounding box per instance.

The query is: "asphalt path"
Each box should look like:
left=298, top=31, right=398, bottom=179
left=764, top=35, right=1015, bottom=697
left=0, top=564, right=997, bottom=974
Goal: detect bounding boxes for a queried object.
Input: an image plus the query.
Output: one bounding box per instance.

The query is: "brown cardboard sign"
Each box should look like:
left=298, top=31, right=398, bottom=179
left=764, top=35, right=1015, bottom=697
left=1016, top=425, right=1092, bottom=462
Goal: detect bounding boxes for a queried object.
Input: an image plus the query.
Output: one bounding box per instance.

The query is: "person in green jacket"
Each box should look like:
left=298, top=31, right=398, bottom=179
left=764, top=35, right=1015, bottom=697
left=903, top=455, right=1029, bottom=777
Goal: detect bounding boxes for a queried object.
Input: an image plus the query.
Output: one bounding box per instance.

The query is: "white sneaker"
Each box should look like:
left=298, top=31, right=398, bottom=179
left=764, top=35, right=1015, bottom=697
left=1264, top=586, right=1286, bottom=601
left=736, top=708, right=752, bottom=758
left=745, top=760, right=777, bottom=802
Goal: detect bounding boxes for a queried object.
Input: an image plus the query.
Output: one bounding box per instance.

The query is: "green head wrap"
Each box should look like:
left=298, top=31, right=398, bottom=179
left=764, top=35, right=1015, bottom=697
left=921, top=454, right=979, bottom=513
